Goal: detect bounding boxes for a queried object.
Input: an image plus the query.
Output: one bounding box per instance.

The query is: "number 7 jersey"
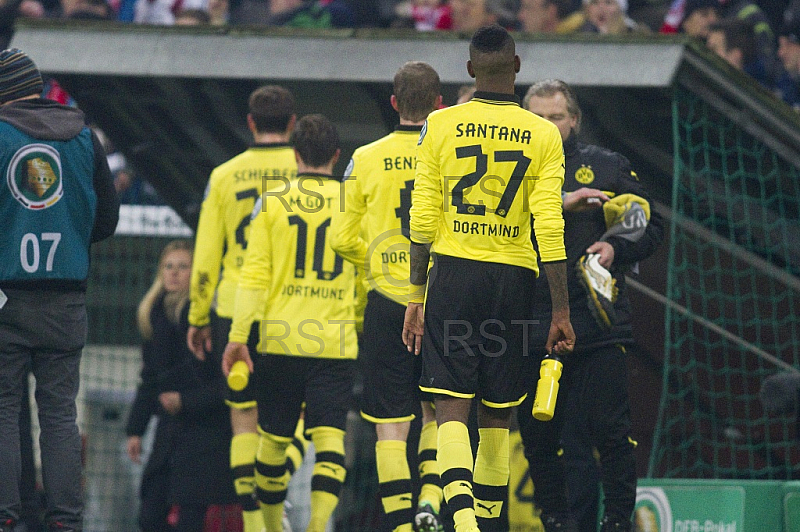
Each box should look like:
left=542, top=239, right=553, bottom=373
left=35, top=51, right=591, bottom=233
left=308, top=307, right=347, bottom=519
left=229, top=173, right=359, bottom=359
left=410, top=92, right=567, bottom=273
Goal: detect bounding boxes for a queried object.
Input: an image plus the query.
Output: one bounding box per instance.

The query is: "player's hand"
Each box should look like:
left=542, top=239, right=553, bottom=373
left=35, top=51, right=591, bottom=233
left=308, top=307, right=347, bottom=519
left=585, top=241, right=615, bottom=269
left=222, top=341, right=253, bottom=377
left=159, top=391, right=182, bottom=415
left=187, top=325, right=212, bottom=361
left=127, top=435, right=142, bottom=464
left=402, top=302, right=425, bottom=355
left=563, top=188, right=609, bottom=212
left=545, top=309, right=576, bottom=356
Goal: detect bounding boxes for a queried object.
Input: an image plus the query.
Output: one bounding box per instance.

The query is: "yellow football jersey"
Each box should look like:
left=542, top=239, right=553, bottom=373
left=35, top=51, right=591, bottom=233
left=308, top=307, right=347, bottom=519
left=188, top=144, right=296, bottom=326
left=330, top=125, right=422, bottom=306
left=410, top=92, right=566, bottom=273
left=229, top=173, right=358, bottom=359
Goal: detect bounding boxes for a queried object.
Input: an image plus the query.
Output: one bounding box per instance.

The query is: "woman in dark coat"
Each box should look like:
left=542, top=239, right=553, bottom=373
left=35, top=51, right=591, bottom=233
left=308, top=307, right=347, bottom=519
left=126, top=240, right=237, bottom=531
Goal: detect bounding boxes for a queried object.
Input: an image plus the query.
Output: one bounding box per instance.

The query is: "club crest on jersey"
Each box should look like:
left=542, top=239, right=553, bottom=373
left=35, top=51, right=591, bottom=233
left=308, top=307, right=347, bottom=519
left=7, top=144, right=63, bottom=210
left=575, top=165, right=595, bottom=185
left=418, top=122, right=427, bottom=146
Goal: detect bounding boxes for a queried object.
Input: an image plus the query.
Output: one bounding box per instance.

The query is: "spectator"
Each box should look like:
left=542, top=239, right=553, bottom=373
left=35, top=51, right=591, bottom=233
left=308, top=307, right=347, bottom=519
left=174, top=7, right=210, bottom=24
left=126, top=240, right=237, bottom=531
left=0, top=48, right=119, bottom=532
left=678, top=0, right=719, bottom=39
left=230, top=0, right=355, bottom=27
left=207, top=0, right=228, bottom=24
left=706, top=18, right=777, bottom=90
left=450, top=0, right=516, bottom=32
left=580, top=0, right=651, bottom=34
left=393, top=0, right=452, bottom=30
left=517, top=0, right=576, bottom=33
left=778, top=2, right=800, bottom=77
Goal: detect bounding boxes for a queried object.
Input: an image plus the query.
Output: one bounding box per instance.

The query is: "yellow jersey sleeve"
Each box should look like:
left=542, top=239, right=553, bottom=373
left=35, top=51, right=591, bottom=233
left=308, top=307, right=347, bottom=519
left=409, top=122, right=442, bottom=246
left=529, top=129, right=567, bottom=263
left=229, top=205, right=273, bottom=344
left=189, top=174, right=225, bottom=327
left=329, top=159, right=368, bottom=268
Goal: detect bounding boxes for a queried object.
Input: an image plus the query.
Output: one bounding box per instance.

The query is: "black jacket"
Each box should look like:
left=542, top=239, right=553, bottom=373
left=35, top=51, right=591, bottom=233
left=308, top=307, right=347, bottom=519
left=126, top=294, right=236, bottom=504
left=532, top=133, right=665, bottom=352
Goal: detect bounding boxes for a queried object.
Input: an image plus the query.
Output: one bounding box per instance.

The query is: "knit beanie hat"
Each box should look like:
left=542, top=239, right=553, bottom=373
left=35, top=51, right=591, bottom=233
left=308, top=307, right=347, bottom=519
left=0, top=49, right=44, bottom=105
left=683, top=0, right=719, bottom=21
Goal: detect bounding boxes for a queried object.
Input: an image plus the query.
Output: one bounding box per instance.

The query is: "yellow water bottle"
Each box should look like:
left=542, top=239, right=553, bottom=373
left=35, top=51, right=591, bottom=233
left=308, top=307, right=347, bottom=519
left=532, top=350, right=563, bottom=421
left=227, top=360, right=250, bottom=392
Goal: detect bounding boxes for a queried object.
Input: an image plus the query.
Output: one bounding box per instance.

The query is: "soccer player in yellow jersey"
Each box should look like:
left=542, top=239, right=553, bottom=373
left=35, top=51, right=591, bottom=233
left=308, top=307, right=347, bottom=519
left=223, top=114, right=359, bottom=532
left=402, top=25, right=576, bottom=532
left=186, top=85, right=299, bottom=532
left=330, top=61, right=445, bottom=532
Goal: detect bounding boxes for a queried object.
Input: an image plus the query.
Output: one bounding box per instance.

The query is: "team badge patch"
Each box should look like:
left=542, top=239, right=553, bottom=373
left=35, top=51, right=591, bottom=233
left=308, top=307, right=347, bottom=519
left=7, top=144, right=63, bottom=210
left=418, top=122, right=427, bottom=146
left=575, top=165, right=595, bottom=185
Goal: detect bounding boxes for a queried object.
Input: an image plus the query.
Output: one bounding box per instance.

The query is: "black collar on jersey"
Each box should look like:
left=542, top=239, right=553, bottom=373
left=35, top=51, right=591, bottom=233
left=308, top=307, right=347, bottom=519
left=297, top=171, right=343, bottom=183
left=396, top=124, right=423, bottom=132
left=251, top=142, right=292, bottom=148
left=472, top=91, right=521, bottom=105
left=564, top=131, right=579, bottom=157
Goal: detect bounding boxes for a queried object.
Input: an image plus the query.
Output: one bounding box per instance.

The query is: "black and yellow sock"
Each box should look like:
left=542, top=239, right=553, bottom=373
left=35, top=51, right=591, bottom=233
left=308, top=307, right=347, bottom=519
left=231, top=432, right=265, bottom=532
left=286, top=416, right=309, bottom=476
left=376, top=439, right=414, bottom=532
left=255, top=430, right=292, bottom=532
left=474, top=427, right=509, bottom=532
left=438, top=421, right=478, bottom=532
left=417, top=420, right=443, bottom=512
left=308, top=426, right=347, bottom=532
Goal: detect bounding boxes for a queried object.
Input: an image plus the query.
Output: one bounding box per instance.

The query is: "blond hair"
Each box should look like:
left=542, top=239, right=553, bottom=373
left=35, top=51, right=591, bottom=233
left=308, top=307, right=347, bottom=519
left=136, top=240, right=194, bottom=340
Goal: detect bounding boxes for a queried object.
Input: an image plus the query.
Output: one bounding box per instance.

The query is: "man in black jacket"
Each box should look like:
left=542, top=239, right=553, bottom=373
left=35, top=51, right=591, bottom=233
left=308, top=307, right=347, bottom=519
left=518, top=79, right=664, bottom=532
left=0, top=48, right=119, bottom=532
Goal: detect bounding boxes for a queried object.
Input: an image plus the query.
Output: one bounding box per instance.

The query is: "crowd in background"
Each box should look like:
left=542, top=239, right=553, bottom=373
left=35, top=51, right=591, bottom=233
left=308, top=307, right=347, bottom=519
left=3, top=0, right=800, bottom=207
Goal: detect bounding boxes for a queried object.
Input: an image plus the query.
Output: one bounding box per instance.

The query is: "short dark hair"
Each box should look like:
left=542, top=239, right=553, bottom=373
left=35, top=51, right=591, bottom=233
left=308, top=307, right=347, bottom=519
left=469, top=24, right=516, bottom=77
left=523, top=78, right=582, bottom=131
left=248, top=85, right=295, bottom=133
left=709, top=18, right=757, bottom=65
left=291, top=114, right=340, bottom=168
left=393, top=61, right=441, bottom=122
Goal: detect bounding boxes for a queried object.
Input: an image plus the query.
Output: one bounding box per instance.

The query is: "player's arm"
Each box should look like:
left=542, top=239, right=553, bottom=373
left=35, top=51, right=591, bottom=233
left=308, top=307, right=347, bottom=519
left=223, top=206, right=273, bottom=376
left=188, top=174, right=225, bottom=328
left=329, top=157, right=369, bottom=267
left=531, top=127, right=574, bottom=354
left=404, top=122, right=440, bottom=354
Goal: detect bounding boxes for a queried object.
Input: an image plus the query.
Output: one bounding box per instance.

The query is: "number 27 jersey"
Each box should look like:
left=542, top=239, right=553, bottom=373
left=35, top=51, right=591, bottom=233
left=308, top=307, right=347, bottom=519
left=410, top=92, right=567, bottom=273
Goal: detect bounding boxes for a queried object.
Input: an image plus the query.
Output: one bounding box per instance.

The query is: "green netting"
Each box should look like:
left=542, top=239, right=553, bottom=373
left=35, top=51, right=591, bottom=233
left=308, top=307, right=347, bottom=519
left=648, top=86, right=800, bottom=480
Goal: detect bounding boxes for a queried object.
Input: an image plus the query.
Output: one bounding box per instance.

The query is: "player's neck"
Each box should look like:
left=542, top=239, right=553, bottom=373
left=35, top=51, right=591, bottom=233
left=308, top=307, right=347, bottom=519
left=253, top=132, right=290, bottom=144
left=297, top=162, right=334, bottom=176
left=399, top=117, right=426, bottom=126
left=474, top=77, right=515, bottom=96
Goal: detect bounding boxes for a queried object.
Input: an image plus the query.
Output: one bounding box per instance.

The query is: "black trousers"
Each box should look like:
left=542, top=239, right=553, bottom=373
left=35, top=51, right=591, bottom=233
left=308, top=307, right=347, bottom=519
left=518, top=345, right=637, bottom=529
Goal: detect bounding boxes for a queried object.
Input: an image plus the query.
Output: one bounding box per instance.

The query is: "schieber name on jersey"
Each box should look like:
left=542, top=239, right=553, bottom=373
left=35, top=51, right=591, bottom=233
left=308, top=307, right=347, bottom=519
left=7, top=143, right=63, bottom=210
